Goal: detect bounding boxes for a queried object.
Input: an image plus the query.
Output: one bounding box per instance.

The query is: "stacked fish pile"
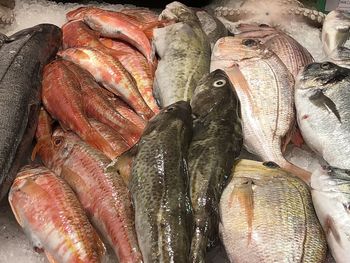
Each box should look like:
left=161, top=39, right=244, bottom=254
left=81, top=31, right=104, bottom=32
left=2, top=1, right=350, bottom=263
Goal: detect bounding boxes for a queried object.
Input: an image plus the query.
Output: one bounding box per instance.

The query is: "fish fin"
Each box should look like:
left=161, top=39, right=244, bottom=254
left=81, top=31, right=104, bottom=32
left=85, top=129, right=117, bottom=159
left=141, top=20, right=171, bottom=39
left=282, top=161, right=311, bottom=185
left=8, top=195, right=24, bottom=227
left=45, top=252, right=58, bottom=263
left=325, top=215, right=342, bottom=245
left=290, top=127, right=304, bottom=148
left=31, top=140, right=46, bottom=161
left=309, top=89, right=342, bottom=123
left=58, top=121, right=70, bottom=132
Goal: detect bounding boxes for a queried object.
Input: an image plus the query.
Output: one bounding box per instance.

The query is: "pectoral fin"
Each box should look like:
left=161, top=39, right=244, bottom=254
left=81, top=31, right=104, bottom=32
left=309, top=89, right=341, bottom=123
left=325, top=215, right=342, bottom=246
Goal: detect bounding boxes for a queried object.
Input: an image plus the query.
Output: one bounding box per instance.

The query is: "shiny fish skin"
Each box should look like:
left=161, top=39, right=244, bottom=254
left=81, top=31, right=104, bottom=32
left=9, top=165, right=105, bottom=263
left=58, top=47, right=154, bottom=120
left=0, top=24, right=61, bottom=200
left=328, top=46, right=350, bottom=69
left=188, top=70, right=243, bottom=262
left=131, top=101, right=193, bottom=263
left=311, top=166, right=350, bottom=263
left=36, top=125, right=143, bottom=263
left=153, top=1, right=211, bottom=107
left=220, top=159, right=327, bottom=263
left=295, top=62, right=350, bottom=169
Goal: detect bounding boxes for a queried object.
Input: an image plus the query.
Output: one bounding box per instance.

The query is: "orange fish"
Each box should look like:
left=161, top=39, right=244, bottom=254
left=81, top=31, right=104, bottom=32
left=58, top=47, right=154, bottom=120
left=9, top=165, right=105, bottom=263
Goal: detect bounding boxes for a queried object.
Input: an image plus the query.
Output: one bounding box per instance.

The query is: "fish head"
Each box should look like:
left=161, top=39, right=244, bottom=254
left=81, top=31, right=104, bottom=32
left=311, top=166, right=350, bottom=255
left=160, top=1, right=198, bottom=23
left=57, top=47, right=92, bottom=64
left=66, top=6, right=95, bottom=21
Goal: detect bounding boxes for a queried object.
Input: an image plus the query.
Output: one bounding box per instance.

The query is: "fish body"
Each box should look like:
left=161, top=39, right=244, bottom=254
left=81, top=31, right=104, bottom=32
left=153, top=1, right=211, bottom=107
left=220, top=159, right=327, bottom=263
left=328, top=46, right=350, bottom=69
left=311, top=166, right=350, bottom=263
left=58, top=47, right=154, bottom=120
left=322, top=10, right=350, bottom=56
left=9, top=165, right=105, bottom=263
left=188, top=70, right=243, bottom=262
left=295, top=62, right=350, bottom=169
left=0, top=24, right=61, bottom=200
left=131, top=101, right=193, bottom=262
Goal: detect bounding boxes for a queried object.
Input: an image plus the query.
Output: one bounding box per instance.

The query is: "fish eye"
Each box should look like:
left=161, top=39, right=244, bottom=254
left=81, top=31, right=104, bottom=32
left=53, top=137, right=63, bottom=147
left=320, top=62, right=331, bottom=69
left=262, top=161, right=280, bottom=168
left=213, top=79, right=226, bottom=87
left=165, top=106, right=175, bottom=112
left=259, top=24, right=269, bottom=27
left=242, top=39, right=258, bottom=47
left=343, top=203, right=350, bottom=212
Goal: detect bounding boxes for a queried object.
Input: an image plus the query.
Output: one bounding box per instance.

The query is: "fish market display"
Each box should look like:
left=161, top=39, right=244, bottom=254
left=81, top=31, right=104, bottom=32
left=311, top=166, right=350, bottom=263
left=9, top=165, right=105, bottom=263
left=220, top=159, right=327, bottom=263
left=0, top=24, right=61, bottom=200
left=211, top=36, right=310, bottom=183
left=188, top=69, right=242, bottom=262
left=153, top=1, right=211, bottom=107
left=131, top=101, right=193, bottom=262
left=295, top=62, right=350, bottom=169
left=322, top=10, right=350, bottom=57
left=35, top=109, right=142, bottom=263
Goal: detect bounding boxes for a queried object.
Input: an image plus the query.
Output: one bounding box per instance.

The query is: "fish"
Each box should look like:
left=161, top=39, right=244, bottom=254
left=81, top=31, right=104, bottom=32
left=295, top=61, right=350, bottom=169
left=9, top=165, right=105, bottom=263
left=322, top=10, right=350, bottom=56
left=58, top=47, right=154, bottom=120
left=153, top=1, right=211, bottom=107
left=188, top=70, right=243, bottom=262
left=220, top=159, right=327, bottom=263
left=0, top=24, right=61, bottom=200
left=0, top=32, right=8, bottom=47
left=99, top=38, right=160, bottom=113
left=311, top=166, right=350, bottom=263
left=66, top=7, right=154, bottom=64
left=130, top=101, right=193, bottom=262
left=328, top=46, right=350, bottom=69
left=42, top=59, right=118, bottom=159
left=35, top=111, right=143, bottom=263
left=211, top=36, right=310, bottom=183
left=236, top=23, right=314, bottom=78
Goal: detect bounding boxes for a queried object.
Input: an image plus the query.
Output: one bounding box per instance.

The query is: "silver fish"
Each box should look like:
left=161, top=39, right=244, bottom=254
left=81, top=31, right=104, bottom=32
left=328, top=46, right=350, bottom=69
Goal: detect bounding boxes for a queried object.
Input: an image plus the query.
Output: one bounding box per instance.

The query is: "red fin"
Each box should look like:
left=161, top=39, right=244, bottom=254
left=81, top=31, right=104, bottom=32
left=282, top=161, right=311, bottom=185
left=45, top=251, right=58, bottom=263
left=290, top=127, right=304, bottom=148
left=31, top=139, right=50, bottom=161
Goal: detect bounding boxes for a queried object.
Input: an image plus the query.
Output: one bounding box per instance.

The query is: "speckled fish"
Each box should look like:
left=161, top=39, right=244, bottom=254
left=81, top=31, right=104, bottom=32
left=188, top=70, right=243, bottom=262
left=153, top=1, right=211, bottom=107
left=211, top=36, right=310, bottom=183
left=295, top=62, right=350, bottom=169
left=311, top=166, right=350, bottom=263
left=58, top=47, right=154, bottom=120
left=0, top=24, right=61, bottom=200
left=328, top=46, right=350, bottom=69
left=100, top=38, right=160, bottom=113
left=220, top=159, right=327, bottom=263
left=35, top=111, right=143, bottom=263
left=322, top=10, right=350, bottom=56
left=66, top=7, right=154, bottom=64
left=131, top=101, right=193, bottom=262
left=9, top=165, right=105, bottom=263
left=236, top=23, right=314, bottom=78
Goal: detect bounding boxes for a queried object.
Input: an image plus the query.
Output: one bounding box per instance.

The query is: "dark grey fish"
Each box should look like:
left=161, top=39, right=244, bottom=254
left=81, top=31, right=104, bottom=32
left=131, top=101, right=193, bottom=263
left=0, top=32, right=8, bottom=47
left=0, top=24, right=61, bottom=200
left=188, top=69, right=242, bottom=262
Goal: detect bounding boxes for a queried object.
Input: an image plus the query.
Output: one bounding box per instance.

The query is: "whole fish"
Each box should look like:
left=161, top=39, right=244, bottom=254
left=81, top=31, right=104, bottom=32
left=153, top=1, right=211, bottom=107
left=295, top=62, right=350, bottom=169
left=236, top=23, right=314, bottom=78
left=100, top=38, right=160, bottom=113
left=0, top=24, right=61, bottom=200
left=322, top=10, right=350, bottom=56
left=131, top=101, right=193, bottom=263
left=66, top=7, right=154, bottom=64
left=35, top=110, right=143, bottom=263
left=58, top=47, right=154, bottom=120
left=311, top=166, right=350, bottom=263
left=328, top=46, right=350, bottom=69
left=220, top=159, right=327, bottom=263
left=188, top=70, right=243, bottom=262
left=211, top=36, right=310, bottom=183
left=9, top=165, right=105, bottom=263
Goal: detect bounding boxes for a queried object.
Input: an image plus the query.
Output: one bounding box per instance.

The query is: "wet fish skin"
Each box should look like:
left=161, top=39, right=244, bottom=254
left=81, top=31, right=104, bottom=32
left=188, top=69, right=243, bottom=262
left=36, top=125, right=143, bottom=263
left=328, top=46, right=350, bottom=69
left=220, top=159, right=327, bottom=263
left=9, top=165, right=105, bottom=263
left=58, top=47, right=154, bottom=120
left=311, top=166, right=350, bottom=263
left=0, top=24, right=61, bottom=200
left=131, top=101, right=193, bottom=263
left=322, top=10, right=350, bottom=56
left=295, top=62, right=350, bottom=169
left=153, top=1, right=211, bottom=107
